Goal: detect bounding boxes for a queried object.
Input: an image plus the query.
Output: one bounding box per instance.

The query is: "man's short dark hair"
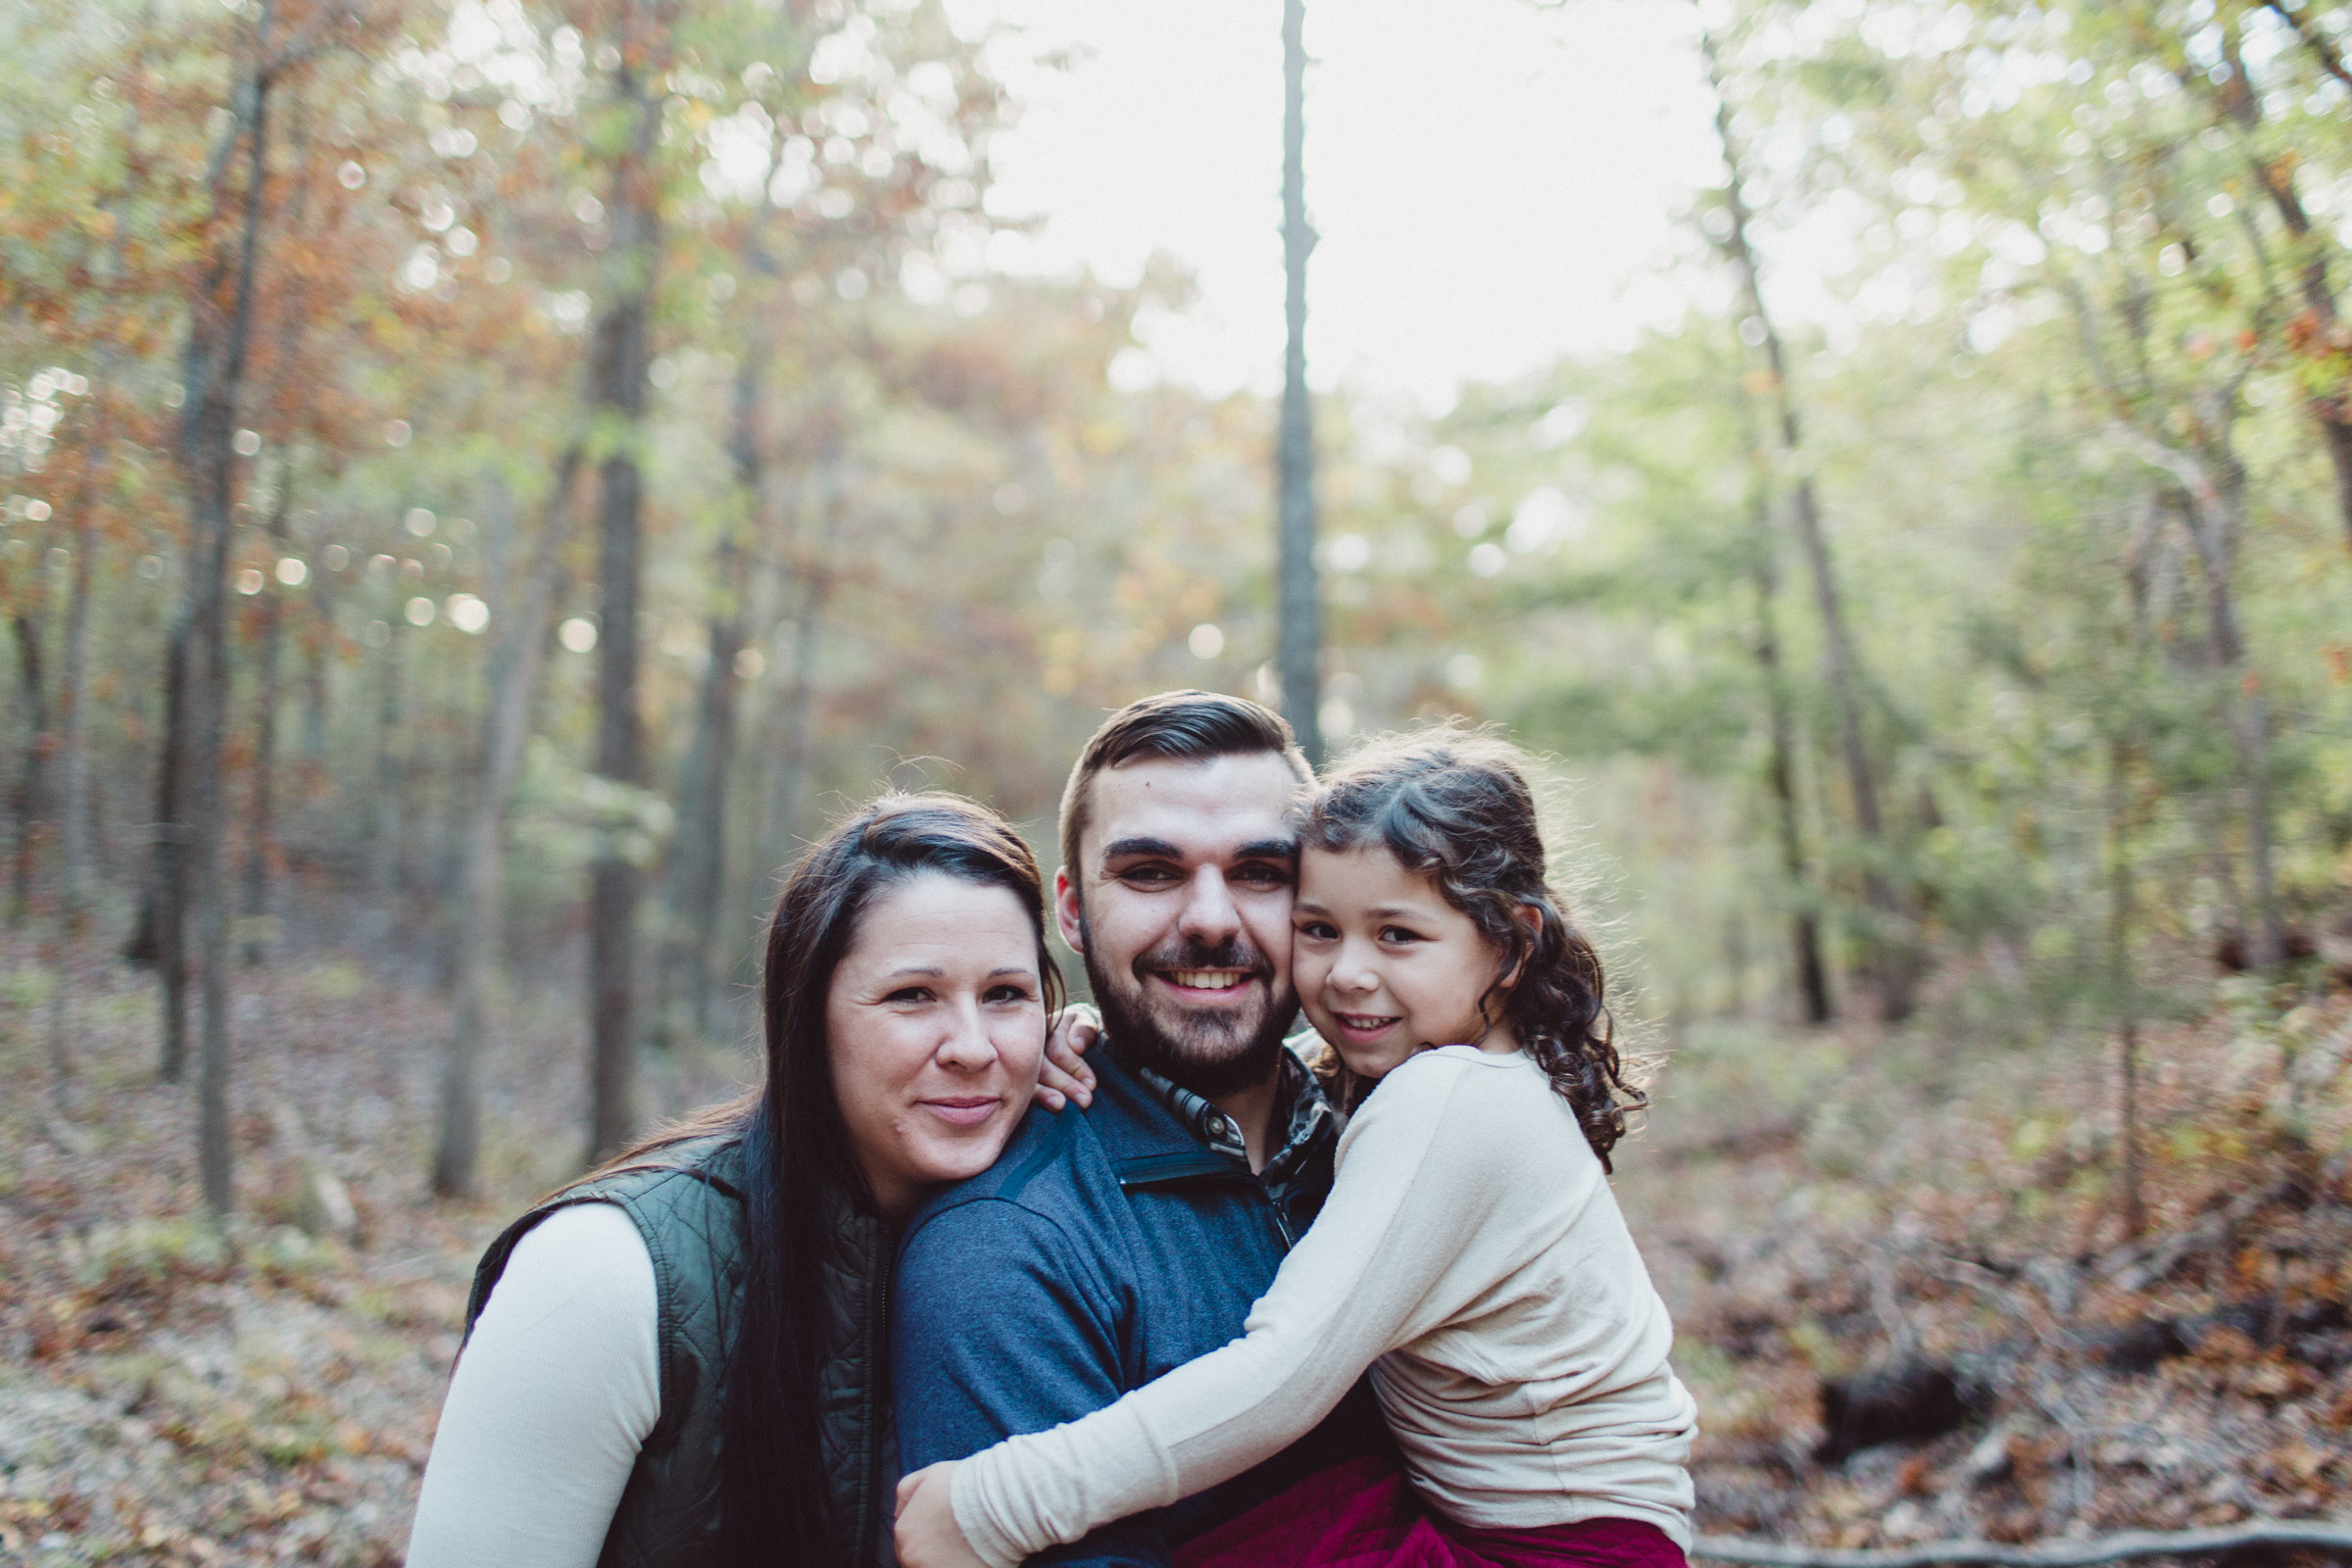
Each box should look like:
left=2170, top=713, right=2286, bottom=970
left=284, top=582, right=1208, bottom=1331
left=1057, top=690, right=1312, bottom=874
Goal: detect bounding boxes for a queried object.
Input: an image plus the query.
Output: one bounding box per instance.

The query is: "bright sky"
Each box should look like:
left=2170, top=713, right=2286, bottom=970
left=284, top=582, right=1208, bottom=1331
left=946, top=0, right=1729, bottom=407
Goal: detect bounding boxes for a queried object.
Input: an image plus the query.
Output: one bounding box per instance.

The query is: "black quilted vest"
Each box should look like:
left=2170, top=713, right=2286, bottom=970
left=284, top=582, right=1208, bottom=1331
left=464, top=1133, right=902, bottom=1567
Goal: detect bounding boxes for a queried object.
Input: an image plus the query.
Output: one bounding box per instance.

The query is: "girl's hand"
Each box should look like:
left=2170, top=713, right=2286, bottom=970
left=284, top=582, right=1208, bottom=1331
left=1033, top=1003, right=1101, bottom=1111
left=895, top=1461, right=988, bottom=1568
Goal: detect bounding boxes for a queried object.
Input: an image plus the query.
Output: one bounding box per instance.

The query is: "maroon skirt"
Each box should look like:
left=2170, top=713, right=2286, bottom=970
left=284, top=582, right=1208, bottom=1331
left=1172, top=1456, right=1689, bottom=1568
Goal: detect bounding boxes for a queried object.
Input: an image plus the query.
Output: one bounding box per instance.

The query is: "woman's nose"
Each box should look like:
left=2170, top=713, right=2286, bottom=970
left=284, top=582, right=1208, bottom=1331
left=935, top=998, right=996, bottom=1068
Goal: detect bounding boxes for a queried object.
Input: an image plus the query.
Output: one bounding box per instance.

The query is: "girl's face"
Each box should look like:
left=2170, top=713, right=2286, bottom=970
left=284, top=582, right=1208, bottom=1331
left=825, top=871, right=1048, bottom=1216
left=1292, top=845, right=1516, bottom=1080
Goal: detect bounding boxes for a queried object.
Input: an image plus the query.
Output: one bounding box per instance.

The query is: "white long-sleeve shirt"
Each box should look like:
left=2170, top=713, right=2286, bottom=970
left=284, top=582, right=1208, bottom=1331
left=405, top=1202, right=660, bottom=1568
left=951, top=1046, right=1697, bottom=1568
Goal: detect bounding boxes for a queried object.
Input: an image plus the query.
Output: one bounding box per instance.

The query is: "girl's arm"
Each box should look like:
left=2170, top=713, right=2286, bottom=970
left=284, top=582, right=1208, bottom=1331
left=927, top=1053, right=1516, bottom=1568
left=405, top=1202, right=660, bottom=1568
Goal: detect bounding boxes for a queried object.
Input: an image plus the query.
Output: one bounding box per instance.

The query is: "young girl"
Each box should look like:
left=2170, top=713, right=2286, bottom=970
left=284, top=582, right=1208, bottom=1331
left=894, top=726, right=1697, bottom=1568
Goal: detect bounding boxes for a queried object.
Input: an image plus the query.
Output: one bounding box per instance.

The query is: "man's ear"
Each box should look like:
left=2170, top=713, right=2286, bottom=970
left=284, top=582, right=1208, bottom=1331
left=1054, top=865, right=1087, bottom=953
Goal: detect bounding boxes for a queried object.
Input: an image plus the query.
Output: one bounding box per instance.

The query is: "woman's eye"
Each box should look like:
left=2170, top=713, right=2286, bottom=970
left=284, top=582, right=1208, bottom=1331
left=884, top=987, right=934, bottom=1004
left=984, top=984, right=1033, bottom=1004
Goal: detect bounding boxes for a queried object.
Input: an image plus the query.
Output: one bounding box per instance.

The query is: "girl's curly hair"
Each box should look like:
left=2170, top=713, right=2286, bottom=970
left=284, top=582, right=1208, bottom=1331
left=1304, top=724, right=1645, bottom=1170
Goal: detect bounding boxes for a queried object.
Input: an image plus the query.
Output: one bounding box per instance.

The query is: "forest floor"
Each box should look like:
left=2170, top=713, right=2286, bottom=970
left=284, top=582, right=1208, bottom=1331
left=0, top=931, right=744, bottom=1567
left=1625, top=970, right=2352, bottom=1548
left=0, top=933, right=2347, bottom=1565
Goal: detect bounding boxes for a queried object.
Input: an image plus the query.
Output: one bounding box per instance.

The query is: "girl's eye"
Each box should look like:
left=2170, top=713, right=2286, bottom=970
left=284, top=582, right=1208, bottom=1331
left=1379, top=926, right=1425, bottom=946
left=1296, top=919, right=1338, bottom=941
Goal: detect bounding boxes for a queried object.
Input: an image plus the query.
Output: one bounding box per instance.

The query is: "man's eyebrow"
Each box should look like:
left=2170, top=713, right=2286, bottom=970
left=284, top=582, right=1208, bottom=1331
left=1100, top=837, right=1185, bottom=862
left=1097, top=836, right=1298, bottom=865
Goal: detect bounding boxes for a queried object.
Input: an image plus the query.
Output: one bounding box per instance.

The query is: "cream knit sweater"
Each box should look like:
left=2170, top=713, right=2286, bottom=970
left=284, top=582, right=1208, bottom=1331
left=950, top=1045, right=1697, bottom=1567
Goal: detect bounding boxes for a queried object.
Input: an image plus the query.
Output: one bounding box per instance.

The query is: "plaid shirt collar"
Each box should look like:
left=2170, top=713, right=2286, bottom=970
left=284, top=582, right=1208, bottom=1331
left=1132, top=1038, right=1341, bottom=1210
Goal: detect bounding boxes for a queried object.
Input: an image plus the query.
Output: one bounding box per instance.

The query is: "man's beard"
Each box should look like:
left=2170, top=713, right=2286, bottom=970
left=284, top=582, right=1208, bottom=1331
left=1081, top=914, right=1297, bottom=1101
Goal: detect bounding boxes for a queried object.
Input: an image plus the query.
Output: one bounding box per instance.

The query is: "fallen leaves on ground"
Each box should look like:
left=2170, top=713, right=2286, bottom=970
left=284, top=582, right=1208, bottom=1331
left=1620, top=968, right=2352, bottom=1549
left=0, top=932, right=743, bottom=1567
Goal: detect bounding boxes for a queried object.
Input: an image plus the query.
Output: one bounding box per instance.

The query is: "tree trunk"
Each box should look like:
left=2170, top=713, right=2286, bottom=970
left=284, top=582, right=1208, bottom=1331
left=300, top=545, right=331, bottom=764
left=666, top=578, right=748, bottom=1037
left=585, top=36, right=665, bottom=1163
left=241, top=476, right=292, bottom=965
left=147, top=611, right=192, bottom=1081
left=11, top=598, right=52, bottom=929
left=371, top=617, right=404, bottom=901
left=762, top=600, right=824, bottom=865
left=2139, top=450, right=2283, bottom=967
left=1751, top=529, right=1833, bottom=1026
left=1276, top=0, right=1321, bottom=764
left=2191, top=505, right=2284, bottom=970
left=2105, top=736, right=2144, bottom=1241
left=176, top=4, right=276, bottom=1213
left=2209, top=16, right=2352, bottom=564
left=660, top=344, right=764, bottom=1043
left=659, top=575, right=746, bottom=1044
left=1732, top=332, right=1834, bottom=1025
left=434, top=456, right=577, bottom=1198
left=756, top=465, right=843, bottom=884
left=1785, top=470, right=1916, bottom=1016
left=1705, top=32, right=1914, bottom=1021
left=45, top=456, right=104, bottom=1110
left=2230, top=686, right=2285, bottom=969
left=234, top=92, right=318, bottom=966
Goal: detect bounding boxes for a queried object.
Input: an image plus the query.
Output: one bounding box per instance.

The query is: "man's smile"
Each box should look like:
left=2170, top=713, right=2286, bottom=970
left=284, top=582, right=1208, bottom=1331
left=1150, top=968, right=1257, bottom=1003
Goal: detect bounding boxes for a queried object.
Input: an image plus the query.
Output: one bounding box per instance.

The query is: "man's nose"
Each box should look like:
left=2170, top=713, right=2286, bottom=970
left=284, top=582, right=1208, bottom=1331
left=1177, top=865, right=1243, bottom=944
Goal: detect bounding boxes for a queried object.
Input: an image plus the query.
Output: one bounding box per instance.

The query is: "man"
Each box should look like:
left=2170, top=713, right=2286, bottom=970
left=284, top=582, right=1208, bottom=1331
left=892, top=691, right=1389, bottom=1566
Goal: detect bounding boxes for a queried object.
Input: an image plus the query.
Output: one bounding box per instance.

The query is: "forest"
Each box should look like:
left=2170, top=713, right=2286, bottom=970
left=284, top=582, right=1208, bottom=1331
left=1, top=0, right=2349, bottom=1562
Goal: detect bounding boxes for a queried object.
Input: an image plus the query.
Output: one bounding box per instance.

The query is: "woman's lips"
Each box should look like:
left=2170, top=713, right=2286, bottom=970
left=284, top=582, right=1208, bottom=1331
left=920, top=1097, right=1003, bottom=1128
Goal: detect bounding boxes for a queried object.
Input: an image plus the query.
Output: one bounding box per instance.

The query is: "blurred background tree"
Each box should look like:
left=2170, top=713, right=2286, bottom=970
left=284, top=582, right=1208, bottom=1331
left=7, top=2, right=2352, bottom=1556
left=4, top=0, right=2350, bottom=1220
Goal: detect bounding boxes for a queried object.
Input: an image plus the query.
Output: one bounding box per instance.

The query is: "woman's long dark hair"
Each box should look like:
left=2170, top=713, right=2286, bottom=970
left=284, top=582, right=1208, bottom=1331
left=598, top=791, right=1058, bottom=1564
left=1304, top=725, right=1645, bottom=1171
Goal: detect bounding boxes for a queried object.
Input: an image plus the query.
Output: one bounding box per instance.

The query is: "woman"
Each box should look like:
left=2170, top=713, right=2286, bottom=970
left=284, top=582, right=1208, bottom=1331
left=406, top=792, right=1094, bottom=1568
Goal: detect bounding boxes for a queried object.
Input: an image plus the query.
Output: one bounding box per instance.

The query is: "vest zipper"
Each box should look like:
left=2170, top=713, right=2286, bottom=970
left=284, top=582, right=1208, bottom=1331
left=859, top=1221, right=899, bottom=1565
